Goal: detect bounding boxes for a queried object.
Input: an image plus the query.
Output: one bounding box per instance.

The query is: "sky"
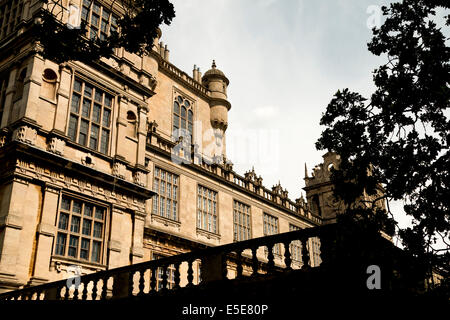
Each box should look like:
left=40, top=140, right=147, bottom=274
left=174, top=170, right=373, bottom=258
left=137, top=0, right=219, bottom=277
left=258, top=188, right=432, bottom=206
left=160, top=0, right=413, bottom=235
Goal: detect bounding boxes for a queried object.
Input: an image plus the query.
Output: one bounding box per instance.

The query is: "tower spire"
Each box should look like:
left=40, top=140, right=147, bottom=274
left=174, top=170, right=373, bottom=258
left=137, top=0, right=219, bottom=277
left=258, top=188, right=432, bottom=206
left=304, top=163, right=309, bottom=178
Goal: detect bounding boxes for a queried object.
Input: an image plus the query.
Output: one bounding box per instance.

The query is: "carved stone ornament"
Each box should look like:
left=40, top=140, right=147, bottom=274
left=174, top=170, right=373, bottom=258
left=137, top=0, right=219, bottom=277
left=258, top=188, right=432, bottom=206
left=133, top=170, right=146, bottom=187
left=244, top=166, right=263, bottom=186
left=81, top=153, right=95, bottom=168
left=47, top=137, right=65, bottom=155
left=222, top=156, right=233, bottom=172
left=149, top=74, right=158, bottom=91
left=272, top=181, right=288, bottom=199
left=113, top=162, right=127, bottom=179
left=12, top=125, right=37, bottom=145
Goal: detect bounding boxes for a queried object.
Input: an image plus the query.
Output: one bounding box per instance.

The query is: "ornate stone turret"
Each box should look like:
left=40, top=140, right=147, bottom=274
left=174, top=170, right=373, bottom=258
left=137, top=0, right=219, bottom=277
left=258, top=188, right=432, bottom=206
left=244, top=166, right=263, bottom=187
left=202, top=60, right=231, bottom=132
left=303, top=152, right=342, bottom=222
left=272, top=181, right=289, bottom=199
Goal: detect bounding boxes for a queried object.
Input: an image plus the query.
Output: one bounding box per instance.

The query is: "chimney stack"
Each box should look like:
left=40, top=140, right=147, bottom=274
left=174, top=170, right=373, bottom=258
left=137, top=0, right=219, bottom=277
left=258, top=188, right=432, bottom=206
left=164, top=45, right=170, bottom=61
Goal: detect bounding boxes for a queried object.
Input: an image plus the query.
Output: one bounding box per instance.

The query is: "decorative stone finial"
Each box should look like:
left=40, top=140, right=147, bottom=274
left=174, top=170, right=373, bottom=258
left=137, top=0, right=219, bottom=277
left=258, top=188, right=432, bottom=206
left=212, top=60, right=216, bottom=68
left=305, top=163, right=309, bottom=178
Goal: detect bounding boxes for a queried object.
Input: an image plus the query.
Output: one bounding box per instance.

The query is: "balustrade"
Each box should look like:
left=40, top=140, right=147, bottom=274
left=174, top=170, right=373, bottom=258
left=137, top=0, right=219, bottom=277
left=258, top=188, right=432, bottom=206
left=0, top=225, right=336, bottom=301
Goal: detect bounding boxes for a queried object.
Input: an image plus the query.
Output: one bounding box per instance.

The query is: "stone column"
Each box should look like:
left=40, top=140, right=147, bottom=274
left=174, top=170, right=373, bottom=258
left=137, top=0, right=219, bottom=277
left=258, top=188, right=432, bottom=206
left=107, top=205, right=125, bottom=269
left=0, top=176, right=30, bottom=290
left=29, top=183, right=60, bottom=285
left=130, top=211, right=145, bottom=264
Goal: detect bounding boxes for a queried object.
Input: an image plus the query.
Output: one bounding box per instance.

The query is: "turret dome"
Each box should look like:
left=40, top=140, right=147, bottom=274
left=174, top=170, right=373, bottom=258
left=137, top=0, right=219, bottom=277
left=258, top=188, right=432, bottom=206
left=202, top=60, right=229, bottom=85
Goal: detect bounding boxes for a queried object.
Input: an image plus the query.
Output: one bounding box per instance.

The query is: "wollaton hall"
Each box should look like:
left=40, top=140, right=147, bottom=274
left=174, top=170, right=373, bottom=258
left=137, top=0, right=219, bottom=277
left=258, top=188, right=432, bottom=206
left=0, top=0, right=384, bottom=293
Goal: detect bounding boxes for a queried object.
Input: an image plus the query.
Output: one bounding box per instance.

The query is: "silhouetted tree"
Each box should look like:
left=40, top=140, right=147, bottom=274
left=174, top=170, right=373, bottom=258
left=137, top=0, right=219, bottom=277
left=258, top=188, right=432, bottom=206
left=316, top=0, right=449, bottom=294
left=34, top=0, right=175, bottom=63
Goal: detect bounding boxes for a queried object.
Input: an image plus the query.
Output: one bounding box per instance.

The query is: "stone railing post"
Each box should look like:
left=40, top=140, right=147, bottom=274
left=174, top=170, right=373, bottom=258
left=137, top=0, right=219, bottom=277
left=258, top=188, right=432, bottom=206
left=200, top=254, right=226, bottom=283
left=112, top=272, right=132, bottom=299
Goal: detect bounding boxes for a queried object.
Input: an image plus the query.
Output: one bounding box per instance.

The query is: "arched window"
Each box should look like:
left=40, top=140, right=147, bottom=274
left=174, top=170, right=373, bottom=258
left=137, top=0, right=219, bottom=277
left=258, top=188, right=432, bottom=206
left=41, top=68, right=58, bottom=100
left=13, top=68, right=27, bottom=102
left=126, top=110, right=137, bottom=137
left=173, top=95, right=193, bottom=142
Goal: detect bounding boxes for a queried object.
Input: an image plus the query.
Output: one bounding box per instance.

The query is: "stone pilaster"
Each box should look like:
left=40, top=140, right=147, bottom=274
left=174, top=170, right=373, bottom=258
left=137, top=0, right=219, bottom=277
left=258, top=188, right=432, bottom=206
left=0, top=176, right=30, bottom=289
left=114, top=95, right=128, bottom=160
left=130, top=211, right=145, bottom=264
left=29, top=183, right=60, bottom=285
left=52, top=64, right=72, bottom=133
left=136, top=105, right=148, bottom=167
left=107, top=205, right=126, bottom=269
left=21, top=55, right=45, bottom=122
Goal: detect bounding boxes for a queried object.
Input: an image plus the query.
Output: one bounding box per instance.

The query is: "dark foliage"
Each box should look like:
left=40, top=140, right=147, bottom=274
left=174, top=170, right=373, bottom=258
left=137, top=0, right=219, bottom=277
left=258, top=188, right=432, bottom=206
left=34, top=0, right=175, bottom=63
left=316, top=0, right=449, bottom=294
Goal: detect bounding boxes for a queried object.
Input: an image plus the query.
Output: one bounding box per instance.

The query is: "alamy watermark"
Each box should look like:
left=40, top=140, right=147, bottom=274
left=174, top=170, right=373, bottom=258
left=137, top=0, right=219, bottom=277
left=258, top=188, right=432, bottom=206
left=169, top=120, right=281, bottom=174
left=366, top=264, right=381, bottom=290
left=366, top=5, right=382, bottom=29
left=66, top=264, right=82, bottom=289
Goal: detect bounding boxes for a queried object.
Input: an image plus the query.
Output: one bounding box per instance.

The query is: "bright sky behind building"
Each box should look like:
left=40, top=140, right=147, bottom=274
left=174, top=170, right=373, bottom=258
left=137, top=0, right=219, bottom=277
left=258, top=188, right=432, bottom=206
left=160, top=0, right=412, bottom=235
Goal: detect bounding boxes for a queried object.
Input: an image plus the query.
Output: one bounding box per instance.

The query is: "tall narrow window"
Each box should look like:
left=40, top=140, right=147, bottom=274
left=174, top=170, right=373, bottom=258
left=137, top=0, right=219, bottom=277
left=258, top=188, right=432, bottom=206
left=55, top=196, right=106, bottom=263
left=172, top=94, right=193, bottom=142
left=289, top=224, right=302, bottom=263
left=263, top=213, right=280, bottom=255
left=68, top=77, right=113, bottom=154
left=152, top=167, right=179, bottom=221
left=233, top=200, right=251, bottom=242
left=197, top=185, right=218, bottom=234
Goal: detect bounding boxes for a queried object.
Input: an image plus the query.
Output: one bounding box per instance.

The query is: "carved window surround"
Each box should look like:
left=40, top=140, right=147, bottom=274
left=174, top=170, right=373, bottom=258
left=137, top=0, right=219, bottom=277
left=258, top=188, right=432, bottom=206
left=151, top=213, right=181, bottom=230
left=196, top=228, right=220, bottom=241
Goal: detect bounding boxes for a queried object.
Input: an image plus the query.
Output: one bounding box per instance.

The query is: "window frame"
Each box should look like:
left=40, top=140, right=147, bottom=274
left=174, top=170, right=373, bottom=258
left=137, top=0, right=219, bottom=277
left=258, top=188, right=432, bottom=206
left=0, top=0, right=24, bottom=40
left=152, top=253, right=176, bottom=291
left=67, top=75, right=114, bottom=155
left=152, top=166, right=180, bottom=222
left=196, top=184, right=219, bottom=234
left=54, top=193, right=109, bottom=265
left=172, top=90, right=194, bottom=144
left=81, top=0, right=119, bottom=41
left=289, top=224, right=302, bottom=263
left=263, top=212, right=280, bottom=255
left=233, top=199, right=252, bottom=242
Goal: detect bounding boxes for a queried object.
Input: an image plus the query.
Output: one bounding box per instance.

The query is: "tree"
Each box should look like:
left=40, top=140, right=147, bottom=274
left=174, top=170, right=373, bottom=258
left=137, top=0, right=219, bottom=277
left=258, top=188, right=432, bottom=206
left=34, top=0, right=175, bottom=63
left=316, top=0, right=449, bottom=294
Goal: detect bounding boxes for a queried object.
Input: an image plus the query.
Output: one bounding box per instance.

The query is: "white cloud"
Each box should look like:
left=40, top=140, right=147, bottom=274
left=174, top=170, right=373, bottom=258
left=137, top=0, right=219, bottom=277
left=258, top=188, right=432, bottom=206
left=161, top=0, right=412, bottom=228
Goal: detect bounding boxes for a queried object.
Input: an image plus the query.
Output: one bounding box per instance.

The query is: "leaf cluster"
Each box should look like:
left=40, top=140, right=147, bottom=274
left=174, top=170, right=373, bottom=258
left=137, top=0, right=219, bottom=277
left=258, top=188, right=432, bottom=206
left=33, top=0, right=175, bottom=63
left=316, top=0, right=450, bottom=288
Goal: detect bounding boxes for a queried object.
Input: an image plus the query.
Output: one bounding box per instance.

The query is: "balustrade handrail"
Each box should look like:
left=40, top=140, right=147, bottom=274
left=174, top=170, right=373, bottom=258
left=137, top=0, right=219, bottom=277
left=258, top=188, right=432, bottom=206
left=0, top=224, right=336, bottom=300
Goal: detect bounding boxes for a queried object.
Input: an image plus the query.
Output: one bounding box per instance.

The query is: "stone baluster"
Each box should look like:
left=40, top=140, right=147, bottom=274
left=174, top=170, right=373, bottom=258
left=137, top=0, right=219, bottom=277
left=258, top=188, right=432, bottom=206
left=301, top=237, right=311, bottom=270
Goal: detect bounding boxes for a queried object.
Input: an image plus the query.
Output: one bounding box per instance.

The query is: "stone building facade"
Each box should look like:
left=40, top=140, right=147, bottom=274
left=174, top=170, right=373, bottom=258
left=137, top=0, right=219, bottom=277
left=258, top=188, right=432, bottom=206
left=0, top=0, right=329, bottom=293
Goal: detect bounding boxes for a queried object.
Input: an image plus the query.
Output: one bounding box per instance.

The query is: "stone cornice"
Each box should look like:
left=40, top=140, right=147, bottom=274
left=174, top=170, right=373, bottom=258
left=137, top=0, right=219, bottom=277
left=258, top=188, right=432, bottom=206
left=153, top=52, right=212, bottom=102
left=0, top=140, right=155, bottom=202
